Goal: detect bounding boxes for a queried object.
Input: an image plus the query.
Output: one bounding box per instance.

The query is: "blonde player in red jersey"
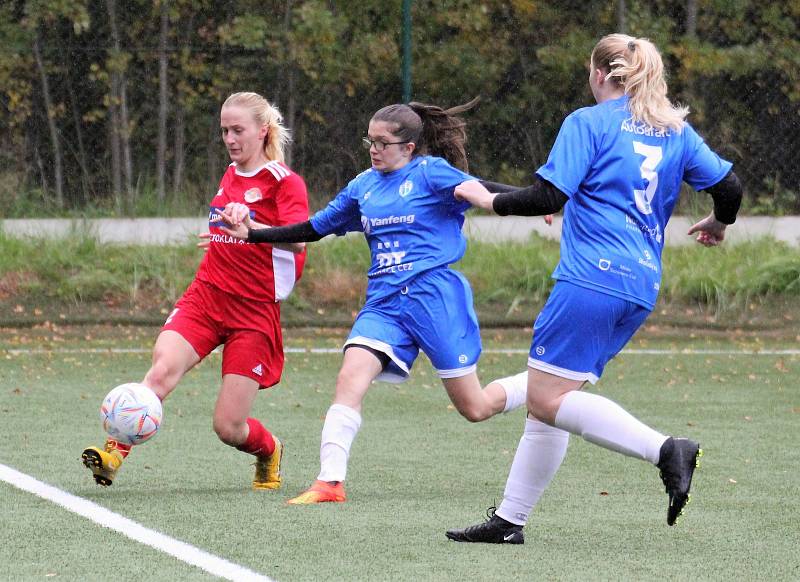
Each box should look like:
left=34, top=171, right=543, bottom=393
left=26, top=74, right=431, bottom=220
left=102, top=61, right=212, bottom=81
left=82, top=92, right=309, bottom=489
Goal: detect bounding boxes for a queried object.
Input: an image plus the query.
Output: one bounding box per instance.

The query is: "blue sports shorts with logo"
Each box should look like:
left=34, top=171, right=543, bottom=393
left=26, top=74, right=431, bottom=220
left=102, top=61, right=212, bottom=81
left=528, top=280, right=651, bottom=384
left=345, top=268, right=481, bottom=383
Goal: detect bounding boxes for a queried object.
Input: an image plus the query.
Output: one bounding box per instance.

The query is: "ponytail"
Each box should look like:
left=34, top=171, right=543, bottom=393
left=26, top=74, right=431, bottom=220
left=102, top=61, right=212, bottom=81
left=371, top=97, right=480, bottom=172
left=591, top=34, right=687, bottom=132
left=407, top=97, right=479, bottom=172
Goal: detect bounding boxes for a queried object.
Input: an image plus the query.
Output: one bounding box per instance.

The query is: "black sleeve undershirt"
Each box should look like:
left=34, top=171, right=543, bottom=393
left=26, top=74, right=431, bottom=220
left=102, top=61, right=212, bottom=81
left=480, top=169, right=743, bottom=224
left=245, top=171, right=740, bottom=241
left=478, top=177, right=568, bottom=216
left=704, top=170, right=742, bottom=225
left=246, top=220, right=324, bottom=244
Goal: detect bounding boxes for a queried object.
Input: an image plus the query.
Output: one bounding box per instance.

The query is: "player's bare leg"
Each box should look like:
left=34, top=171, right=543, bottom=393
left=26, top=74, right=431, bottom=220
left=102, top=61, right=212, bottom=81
left=214, top=374, right=282, bottom=490
left=82, top=331, right=198, bottom=487
left=442, top=371, right=527, bottom=422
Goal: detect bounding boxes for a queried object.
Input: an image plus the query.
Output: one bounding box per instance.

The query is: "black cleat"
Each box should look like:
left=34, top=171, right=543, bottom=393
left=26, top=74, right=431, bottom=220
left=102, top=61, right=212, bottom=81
left=657, top=437, right=702, bottom=526
left=446, top=506, right=524, bottom=544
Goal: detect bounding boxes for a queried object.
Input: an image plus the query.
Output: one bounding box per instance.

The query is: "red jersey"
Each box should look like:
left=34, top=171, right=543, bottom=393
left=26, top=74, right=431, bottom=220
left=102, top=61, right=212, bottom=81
left=197, top=161, right=309, bottom=303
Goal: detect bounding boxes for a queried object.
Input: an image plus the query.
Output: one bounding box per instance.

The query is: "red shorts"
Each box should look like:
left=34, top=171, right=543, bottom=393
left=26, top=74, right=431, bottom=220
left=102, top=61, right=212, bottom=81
left=162, top=279, right=284, bottom=389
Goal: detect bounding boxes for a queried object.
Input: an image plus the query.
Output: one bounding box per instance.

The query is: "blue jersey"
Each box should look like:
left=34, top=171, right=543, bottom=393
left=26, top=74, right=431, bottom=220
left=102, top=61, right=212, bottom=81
left=310, top=156, right=473, bottom=300
left=538, top=95, right=732, bottom=309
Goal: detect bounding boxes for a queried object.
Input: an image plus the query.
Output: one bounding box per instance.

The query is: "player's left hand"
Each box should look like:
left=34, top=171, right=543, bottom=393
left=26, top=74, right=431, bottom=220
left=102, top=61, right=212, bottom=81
left=687, top=212, right=727, bottom=247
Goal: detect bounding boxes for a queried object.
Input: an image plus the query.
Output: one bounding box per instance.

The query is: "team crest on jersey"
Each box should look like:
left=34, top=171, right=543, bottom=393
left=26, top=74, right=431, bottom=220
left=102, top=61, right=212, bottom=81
left=244, top=188, right=262, bottom=203
left=363, top=191, right=372, bottom=201
left=398, top=180, right=413, bottom=197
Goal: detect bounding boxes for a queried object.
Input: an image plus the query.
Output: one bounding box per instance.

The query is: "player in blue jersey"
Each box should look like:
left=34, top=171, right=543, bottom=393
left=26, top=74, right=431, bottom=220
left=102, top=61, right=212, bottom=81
left=445, top=34, right=743, bottom=544
left=217, top=99, right=530, bottom=504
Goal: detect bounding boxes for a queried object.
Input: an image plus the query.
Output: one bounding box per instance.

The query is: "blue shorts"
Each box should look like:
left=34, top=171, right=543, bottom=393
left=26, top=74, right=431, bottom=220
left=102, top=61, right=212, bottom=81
left=345, top=268, right=481, bottom=383
left=528, top=280, right=650, bottom=384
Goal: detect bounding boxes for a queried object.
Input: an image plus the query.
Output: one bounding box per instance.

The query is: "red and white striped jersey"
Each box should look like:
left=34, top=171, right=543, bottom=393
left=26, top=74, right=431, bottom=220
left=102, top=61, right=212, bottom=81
left=197, top=161, right=309, bottom=303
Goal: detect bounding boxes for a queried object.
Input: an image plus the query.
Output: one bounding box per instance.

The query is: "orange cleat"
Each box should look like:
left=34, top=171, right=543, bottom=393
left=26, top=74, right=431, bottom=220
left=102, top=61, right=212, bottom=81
left=287, top=479, right=346, bottom=505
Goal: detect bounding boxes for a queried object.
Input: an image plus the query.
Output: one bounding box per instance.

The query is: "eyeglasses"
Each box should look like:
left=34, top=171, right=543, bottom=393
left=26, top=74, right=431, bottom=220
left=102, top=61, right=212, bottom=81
left=361, top=137, right=409, bottom=152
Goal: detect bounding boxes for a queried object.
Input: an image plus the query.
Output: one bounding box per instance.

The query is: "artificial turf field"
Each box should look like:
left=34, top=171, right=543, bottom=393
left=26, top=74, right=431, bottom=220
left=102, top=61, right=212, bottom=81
left=1, top=325, right=798, bottom=581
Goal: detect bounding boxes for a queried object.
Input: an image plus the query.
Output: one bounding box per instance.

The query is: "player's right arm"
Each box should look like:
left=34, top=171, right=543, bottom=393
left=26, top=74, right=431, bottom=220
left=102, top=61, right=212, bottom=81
left=219, top=203, right=324, bottom=243
left=220, top=178, right=363, bottom=244
left=455, top=178, right=567, bottom=217
left=456, top=110, right=593, bottom=222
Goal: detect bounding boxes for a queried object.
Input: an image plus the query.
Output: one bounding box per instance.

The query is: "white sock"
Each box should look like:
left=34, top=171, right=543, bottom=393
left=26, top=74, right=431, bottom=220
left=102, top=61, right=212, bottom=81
left=496, top=417, right=569, bottom=526
left=495, top=372, right=528, bottom=413
left=317, top=403, right=362, bottom=482
left=554, top=390, right=667, bottom=464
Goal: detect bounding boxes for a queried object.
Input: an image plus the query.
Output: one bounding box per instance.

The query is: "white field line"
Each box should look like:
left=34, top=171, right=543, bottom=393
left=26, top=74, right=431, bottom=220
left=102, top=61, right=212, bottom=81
left=3, top=347, right=800, bottom=356
left=0, top=464, right=274, bottom=582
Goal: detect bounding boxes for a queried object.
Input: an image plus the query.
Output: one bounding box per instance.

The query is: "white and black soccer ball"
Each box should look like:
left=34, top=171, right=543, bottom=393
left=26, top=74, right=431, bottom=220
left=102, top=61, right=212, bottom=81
left=100, top=383, right=163, bottom=445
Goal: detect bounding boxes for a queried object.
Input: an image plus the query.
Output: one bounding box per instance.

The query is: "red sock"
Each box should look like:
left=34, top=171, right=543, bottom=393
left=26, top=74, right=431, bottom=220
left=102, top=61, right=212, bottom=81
left=236, top=418, right=275, bottom=457
left=106, top=438, right=132, bottom=459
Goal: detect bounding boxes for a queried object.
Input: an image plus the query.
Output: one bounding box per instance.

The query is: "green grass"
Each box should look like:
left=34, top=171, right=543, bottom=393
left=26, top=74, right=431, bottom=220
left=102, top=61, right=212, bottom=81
left=2, top=233, right=800, bottom=327
left=1, top=328, right=798, bottom=581
left=0, top=178, right=211, bottom=219
left=0, top=231, right=198, bottom=308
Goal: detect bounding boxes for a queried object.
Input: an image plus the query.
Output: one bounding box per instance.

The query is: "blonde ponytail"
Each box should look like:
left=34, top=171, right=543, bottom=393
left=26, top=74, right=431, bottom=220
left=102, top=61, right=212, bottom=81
left=222, top=92, right=291, bottom=162
left=591, top=34, right=687, bottom=133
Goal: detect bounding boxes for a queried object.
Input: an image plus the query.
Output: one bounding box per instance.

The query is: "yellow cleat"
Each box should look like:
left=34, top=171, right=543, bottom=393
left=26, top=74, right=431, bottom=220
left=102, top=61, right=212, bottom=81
left=287, top=480, right=346, bottom=505
left=253, top=436, right=283, bottom=490
left=81, top=441, right=125, bottom=487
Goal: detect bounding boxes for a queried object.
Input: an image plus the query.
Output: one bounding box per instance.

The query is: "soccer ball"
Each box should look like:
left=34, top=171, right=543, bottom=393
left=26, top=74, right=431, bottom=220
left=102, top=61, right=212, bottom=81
left=100, top=383, right=163, bottom=445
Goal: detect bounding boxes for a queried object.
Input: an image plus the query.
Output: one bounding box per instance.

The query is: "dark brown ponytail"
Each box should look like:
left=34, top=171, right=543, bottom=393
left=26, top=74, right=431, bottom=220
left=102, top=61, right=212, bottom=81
left=371, top=97, right=480, bottom=172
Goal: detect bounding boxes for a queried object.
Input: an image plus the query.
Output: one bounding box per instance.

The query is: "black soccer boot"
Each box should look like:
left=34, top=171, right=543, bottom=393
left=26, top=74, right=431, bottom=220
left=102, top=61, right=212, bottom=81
left=657, top=437, right=703, bottom=526
left=446, top=506, right=524, bottom=544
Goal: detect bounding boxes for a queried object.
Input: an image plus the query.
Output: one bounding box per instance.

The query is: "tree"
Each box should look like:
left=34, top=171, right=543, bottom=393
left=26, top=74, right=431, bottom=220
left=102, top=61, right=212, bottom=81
left=105, top=0, right=134, bottom=212
left=31, top=31, right=64, bottom=208
left=156, top=0, right=169, bottom=202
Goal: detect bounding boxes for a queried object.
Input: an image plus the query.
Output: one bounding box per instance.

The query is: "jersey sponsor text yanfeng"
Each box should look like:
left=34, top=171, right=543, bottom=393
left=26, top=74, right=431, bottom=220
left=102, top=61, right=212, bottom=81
left=368, top=214, right=416, bottom=228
